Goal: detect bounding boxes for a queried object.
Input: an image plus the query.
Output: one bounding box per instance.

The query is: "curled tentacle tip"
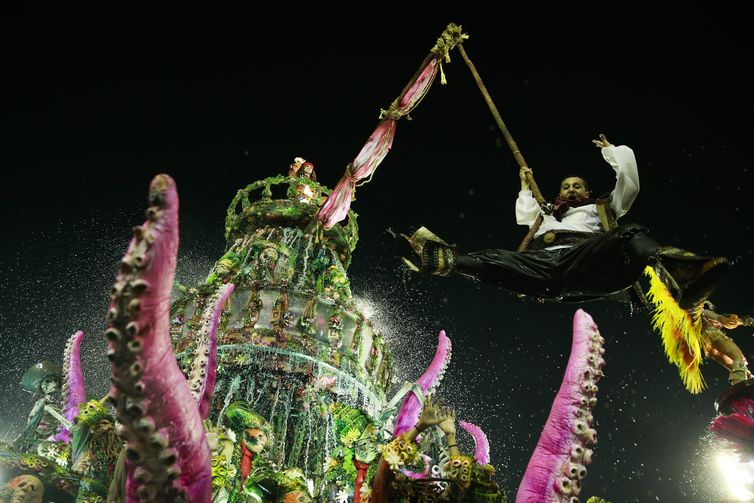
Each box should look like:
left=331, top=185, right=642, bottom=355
left=574, top=308, right=592, bottom=320
left=438, top=329, right=451, bottom=341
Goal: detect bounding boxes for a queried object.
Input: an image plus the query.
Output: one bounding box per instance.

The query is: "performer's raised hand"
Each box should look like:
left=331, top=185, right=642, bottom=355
left=592, top=134, right=613, bottom=148
left=417, top=394, right=445, bottom=431
left=438, top=407, right=456, bottom=437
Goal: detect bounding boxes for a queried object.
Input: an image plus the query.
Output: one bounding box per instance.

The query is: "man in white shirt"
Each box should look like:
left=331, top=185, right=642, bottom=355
left=517, top=135, right=638, bottom=247
left=396, top=135, right=728, bottom=309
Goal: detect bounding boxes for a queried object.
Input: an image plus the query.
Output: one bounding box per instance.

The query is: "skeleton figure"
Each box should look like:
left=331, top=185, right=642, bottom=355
left=15, top=362, right=63, bottom=453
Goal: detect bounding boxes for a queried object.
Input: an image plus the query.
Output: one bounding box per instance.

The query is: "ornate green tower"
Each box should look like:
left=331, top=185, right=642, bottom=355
left=172, top=174, right=390, bottom=499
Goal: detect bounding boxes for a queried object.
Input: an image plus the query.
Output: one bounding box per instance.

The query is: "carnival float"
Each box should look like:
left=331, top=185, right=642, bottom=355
left=1, top=22, right=751, bottom=503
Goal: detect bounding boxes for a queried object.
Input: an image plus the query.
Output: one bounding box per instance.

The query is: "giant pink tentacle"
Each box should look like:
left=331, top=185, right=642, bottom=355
left=393, top=330, right=452, bottom=437
left=106, top=174, right=210, bottom=503
left=516, top=309, right=605, bottom=503
left=459, top=420, right=490, bottom=465
left=188, top=282, right=236, bottom=419
left=55, top=330, right=86, bottom=442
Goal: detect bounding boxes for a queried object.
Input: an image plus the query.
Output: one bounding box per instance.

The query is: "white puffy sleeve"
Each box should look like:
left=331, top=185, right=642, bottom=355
left=516, top=189, right=541, bottom=227
left=602, top=145, right=640, bottom=219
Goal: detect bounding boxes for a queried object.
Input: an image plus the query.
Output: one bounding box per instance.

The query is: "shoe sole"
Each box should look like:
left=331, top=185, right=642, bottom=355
left=678, top=258, right=729, bottom=309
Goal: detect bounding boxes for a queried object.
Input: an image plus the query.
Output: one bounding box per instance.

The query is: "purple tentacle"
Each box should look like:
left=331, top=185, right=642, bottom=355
left=55, top=330, right=86, bottom=443
left=393, top=330, right=452, bottom=437
left=188, top=282, right=235, bottom=419
left=459, top=420, right=490, bottom=465
left=106, top=174, right=210, bottom=503
left=516, top=309, right=605, bottom=503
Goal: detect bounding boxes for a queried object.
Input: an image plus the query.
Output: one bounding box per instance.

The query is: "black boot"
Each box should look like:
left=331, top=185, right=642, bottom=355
left=656, top=247, right=730, bottom=309
left=393, top=227, right=457, bottom=276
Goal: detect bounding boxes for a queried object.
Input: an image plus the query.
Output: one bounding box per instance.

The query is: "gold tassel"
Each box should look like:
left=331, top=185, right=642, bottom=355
left=431, top=23, right=469, bottom=86
left=644, top=266, right=705, bottom=393
left=431, top=23, right=469, bottom=63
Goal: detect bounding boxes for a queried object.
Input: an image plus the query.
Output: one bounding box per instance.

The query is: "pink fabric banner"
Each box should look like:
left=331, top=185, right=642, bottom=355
left=318, top=58, right=440, bottom=229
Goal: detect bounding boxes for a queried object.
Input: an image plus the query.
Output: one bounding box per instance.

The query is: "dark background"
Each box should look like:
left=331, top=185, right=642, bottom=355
left=1, top=7, right=752, bottom=501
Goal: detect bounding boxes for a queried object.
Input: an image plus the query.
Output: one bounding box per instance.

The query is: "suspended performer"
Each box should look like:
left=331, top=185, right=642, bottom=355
left=395, top=134, right=729, bottom=311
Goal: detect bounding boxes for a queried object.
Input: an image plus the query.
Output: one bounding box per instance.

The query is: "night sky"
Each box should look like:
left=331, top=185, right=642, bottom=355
left=1, top=8, right=753, bottom=502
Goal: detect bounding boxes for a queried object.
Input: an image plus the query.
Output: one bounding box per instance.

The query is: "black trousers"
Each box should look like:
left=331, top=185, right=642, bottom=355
left=455, top=224, right=658, bottom=300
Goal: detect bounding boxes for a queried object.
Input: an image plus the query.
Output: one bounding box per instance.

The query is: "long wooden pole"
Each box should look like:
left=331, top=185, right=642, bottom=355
left=456, top=43, right=546, bottom=206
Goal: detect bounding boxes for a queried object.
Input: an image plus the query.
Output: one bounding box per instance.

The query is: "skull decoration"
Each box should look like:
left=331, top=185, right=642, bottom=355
left=7, top=475, right=44, bottom=503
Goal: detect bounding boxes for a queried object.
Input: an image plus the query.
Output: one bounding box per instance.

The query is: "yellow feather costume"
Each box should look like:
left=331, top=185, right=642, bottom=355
left=644, top=266, right=705, bottom=394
